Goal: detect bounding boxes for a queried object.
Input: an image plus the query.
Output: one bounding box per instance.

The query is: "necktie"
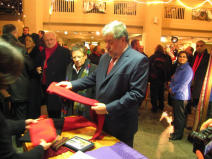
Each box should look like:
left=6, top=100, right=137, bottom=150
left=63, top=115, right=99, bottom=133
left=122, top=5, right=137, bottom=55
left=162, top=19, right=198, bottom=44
left=107, top=58, right=117, bottom=75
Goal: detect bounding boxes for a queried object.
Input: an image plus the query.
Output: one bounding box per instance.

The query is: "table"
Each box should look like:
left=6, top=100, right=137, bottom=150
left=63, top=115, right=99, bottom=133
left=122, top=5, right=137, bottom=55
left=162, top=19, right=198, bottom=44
left=25, top=126, right=119, bottom=159
left=24, top=126, right=148, bottom=159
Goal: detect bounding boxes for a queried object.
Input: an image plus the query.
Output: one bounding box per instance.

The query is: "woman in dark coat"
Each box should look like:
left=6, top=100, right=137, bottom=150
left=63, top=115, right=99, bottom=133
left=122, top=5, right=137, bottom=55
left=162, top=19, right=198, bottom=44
left=25, top=33, right=42, bottom=118
left=0, top=38, right=52, bottom=159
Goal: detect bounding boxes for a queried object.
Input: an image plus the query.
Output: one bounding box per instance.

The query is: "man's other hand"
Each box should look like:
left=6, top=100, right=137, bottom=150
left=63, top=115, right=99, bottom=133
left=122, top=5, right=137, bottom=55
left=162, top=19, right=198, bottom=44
left=56, top=81, right=72, bottom=89
left=91, top=103, right=108, bottom=115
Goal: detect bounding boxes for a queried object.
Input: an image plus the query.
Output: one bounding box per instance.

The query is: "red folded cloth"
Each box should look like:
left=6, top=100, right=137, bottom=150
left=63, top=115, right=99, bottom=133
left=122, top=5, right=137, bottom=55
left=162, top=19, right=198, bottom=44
left=62, top=116, right=104, bottom=140
left=29, top=118, right=57, bottom=146
left=47, top=82, right=105, bottom=140
left=47, top=82, right=99, bottom=105
left=62, top=116, right=96, bottom=131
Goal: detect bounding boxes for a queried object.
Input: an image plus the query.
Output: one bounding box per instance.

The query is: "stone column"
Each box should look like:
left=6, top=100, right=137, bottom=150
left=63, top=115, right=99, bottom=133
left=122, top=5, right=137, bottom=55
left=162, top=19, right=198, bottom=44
left=142, top=3, right=163, bottom=56
left=22, top=0, right=43, bottom=33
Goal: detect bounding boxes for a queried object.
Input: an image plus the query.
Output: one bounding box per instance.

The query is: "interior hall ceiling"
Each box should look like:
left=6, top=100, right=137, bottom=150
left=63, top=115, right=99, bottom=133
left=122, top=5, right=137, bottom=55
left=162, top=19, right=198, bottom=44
left=0, top=0, right=22, bottom=20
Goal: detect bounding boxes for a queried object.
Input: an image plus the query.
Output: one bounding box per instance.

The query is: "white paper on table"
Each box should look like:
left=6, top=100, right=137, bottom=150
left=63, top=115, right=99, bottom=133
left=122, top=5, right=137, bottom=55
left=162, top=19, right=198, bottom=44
left=68, top=151, right=96, bottom=159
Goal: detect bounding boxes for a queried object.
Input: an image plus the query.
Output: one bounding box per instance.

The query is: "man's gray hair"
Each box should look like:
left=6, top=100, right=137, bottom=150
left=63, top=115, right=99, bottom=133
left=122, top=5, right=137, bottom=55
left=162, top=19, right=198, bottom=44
left=102, top=20, right=129, bottom=43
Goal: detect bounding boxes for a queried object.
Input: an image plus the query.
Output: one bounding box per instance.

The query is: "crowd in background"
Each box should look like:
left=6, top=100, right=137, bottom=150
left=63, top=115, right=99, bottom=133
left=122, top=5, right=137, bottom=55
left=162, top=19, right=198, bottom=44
left=0, top=22, right=212, bottom=158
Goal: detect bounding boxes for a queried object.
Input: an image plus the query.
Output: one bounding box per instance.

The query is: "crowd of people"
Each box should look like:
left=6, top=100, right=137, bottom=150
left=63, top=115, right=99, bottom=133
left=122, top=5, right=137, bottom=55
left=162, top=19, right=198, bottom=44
left=0, top=20, right=212, bottom=158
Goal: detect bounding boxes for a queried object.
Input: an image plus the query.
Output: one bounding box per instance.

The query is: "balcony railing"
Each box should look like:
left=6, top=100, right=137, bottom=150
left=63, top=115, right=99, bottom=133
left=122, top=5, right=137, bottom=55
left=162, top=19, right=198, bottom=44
left=164, top=6, right=185, bottom=19
left=52, top=0, right=74, bottom=12
left=114, top=1, right=136, bottom=15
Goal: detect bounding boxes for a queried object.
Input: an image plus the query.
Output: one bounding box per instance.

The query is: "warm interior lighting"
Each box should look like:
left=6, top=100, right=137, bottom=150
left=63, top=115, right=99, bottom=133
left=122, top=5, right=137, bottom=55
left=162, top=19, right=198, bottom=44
left=161, top=36, right=167, bottom=43
left=176, top=0, right=211, bottom=10
left=133, top=0, right=173, bottom=4
left=64, top=31, right=68, bottom=35
left=96, top=31, right=100, bottom=36
left=49, top=5, right=53, bottom=15
left=160, top=112, right=173, bottom=126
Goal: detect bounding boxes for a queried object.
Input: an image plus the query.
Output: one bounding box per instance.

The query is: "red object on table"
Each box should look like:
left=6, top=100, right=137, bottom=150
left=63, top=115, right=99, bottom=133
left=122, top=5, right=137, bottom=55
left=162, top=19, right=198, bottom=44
left=29, top=118, right=57, bottom=146
left=47, top=82, right=105, bottom=140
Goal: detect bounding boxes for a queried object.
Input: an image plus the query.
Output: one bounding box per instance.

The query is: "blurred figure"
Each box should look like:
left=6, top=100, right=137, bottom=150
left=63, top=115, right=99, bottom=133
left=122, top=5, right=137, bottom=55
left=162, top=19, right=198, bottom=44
left=169, top=51, right=193, bottom=140
left=38, top=30, right=45, bottom=51
left=25, top=33, right=43, bottom=119
left=185, top=46, right=194, bottom=65
left=18, top=26, right=29, bottom=44
left=63, top=44, right=96, bottom=118
left=39, top=32, right=70, bottom=118
left=88, top=45, right=101, bottom=65
left=131, top=39, right=147, bottom=56
left=1, top=24, right=32, bottom=120
left=0, top=38, right=53, bottom=159
left=149, top=44, right=171, bottom=112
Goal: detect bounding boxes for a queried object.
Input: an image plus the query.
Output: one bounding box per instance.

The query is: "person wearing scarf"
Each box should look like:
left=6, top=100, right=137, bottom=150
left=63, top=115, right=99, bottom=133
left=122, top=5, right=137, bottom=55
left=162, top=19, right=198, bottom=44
left=39, top=32, right=70, bottom=118
left=62, top=44, right=96, bottom=118
left=191, top=40, right=210, bottom=107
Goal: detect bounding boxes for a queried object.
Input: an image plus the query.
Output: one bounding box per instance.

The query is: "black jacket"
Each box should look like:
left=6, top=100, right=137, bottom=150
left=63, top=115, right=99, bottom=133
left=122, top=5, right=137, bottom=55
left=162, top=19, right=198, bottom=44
left=149, top=51, right=172, bottom=83
left=40, top=45, right=71, bottom=111
left=2, top=34, right=33, bottom=102
left=0, top=95, right=44, bottom=159
left=191, top=49, right=210, bottom=99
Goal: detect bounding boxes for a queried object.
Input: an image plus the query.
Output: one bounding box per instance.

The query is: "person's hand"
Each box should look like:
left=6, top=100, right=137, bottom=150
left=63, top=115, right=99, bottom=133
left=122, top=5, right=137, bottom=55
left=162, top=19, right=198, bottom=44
left=39, top=139, right=53, bottom=150
left=25, top=119, right=38, bottom=130
left=56, top=81, right=72, bottom=89
left=36, top=66, right=42, bottom=74
left=91, top=103, right=108, bottom=115
left=200, top=119, right=212, bottom=131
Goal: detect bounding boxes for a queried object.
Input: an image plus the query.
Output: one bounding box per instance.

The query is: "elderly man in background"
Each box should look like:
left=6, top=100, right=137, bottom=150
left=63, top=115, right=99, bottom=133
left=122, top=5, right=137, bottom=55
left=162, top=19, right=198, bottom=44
left=191, top=40, right=210, bottom=107
left=63, top=44, right=96, bottom=118
left=57, top=21, right=149, bottom=147
left=131, top=39, right=147, bottom=57
left=38, top=32, right=70, bottom=118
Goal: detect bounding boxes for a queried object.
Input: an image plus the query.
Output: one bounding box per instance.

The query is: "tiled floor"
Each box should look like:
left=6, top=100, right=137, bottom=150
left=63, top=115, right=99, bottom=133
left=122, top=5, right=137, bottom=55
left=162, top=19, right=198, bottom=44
left=134, top=97, right=196, bottom=159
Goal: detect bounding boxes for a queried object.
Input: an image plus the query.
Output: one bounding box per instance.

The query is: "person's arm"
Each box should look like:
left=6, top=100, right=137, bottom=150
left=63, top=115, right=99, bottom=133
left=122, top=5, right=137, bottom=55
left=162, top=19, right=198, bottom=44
left=6, top=119, right=25, bottom=135
left=170, top=66, right=193, bottom=94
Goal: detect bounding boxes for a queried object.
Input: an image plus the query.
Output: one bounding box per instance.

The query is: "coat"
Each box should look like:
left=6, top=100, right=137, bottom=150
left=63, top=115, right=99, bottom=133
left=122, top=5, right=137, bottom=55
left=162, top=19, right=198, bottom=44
left=71, top=47, right=149, bottom=138
left=40, top=45, right=70, bottom=111
left=170, top=62, right=193, bottom=100
left=0, top=95, right=44, bottom=159
left=191, top=49, right=210, bottom=99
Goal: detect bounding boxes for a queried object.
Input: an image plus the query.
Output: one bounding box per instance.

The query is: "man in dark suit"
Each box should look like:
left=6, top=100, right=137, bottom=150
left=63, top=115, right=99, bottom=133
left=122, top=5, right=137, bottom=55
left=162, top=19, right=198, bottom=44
left=57, top=21, right=149, bottom=147
left=39, top=32, right=70, bottom=118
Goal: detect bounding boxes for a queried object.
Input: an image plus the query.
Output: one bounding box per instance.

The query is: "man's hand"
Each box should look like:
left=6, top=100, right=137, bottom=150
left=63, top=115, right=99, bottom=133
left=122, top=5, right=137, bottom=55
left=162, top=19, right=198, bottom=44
left=25, top=119, right=38, bottom=130
left=56, top=81, right=72, bottom=89
left=36, top=66, right=42, bottom=74
left=91, top=103, right=108, bottom=115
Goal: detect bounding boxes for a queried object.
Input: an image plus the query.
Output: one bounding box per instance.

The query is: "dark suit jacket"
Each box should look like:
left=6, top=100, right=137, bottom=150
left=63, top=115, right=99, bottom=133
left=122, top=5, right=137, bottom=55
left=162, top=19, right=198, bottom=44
left=41, top=45, right=70, bottom=111
left=191, top=49, right=210, bottom=99
left=71, top=47, right=149, bottom=138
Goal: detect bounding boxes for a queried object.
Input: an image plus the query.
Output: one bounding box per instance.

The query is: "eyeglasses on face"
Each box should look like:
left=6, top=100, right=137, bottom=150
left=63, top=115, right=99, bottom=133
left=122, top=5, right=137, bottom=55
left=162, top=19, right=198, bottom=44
left=72, top=56, right=84, bottom=60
